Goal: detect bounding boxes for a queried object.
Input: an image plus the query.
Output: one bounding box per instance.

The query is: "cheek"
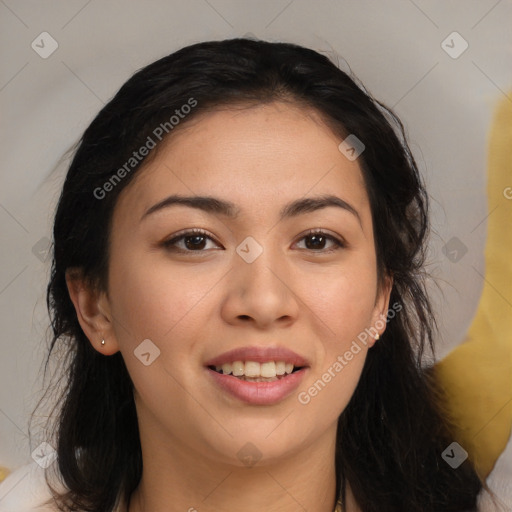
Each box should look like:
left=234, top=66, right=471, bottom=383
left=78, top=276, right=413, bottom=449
left=297, top=348, right=366, bottom=422
left=304, top=260, right=378, bottom=342
left=106, top=250, right=223, bottom=397
left=294, top=259, right=376, bottom=417
left=108, top=253, right=210, bottom=344
left=106, top=257, right=211, bottom=409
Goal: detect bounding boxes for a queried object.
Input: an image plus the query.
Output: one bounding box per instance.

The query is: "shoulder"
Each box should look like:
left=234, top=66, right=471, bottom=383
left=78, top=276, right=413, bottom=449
left=476, top=428, right=512, bottom=511
left=0, top=462, right=126, bottom=512
left=0, top=461, right=63, bottom=512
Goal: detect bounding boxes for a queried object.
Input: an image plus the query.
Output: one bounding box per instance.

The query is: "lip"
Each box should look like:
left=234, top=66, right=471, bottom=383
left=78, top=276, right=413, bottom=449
left=203, top=346, right=310, bottom=367
left=206, top=366, right=308, bottom=405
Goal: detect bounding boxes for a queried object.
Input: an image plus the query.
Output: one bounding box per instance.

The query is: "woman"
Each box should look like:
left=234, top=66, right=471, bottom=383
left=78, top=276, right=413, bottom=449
left=9, top=38, right=493, bottom=510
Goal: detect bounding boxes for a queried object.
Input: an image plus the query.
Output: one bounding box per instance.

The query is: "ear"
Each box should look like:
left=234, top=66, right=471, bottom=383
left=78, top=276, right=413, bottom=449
left=65, top=268, right=120, bottom=355
left=368, top=273, right=393, bottom=347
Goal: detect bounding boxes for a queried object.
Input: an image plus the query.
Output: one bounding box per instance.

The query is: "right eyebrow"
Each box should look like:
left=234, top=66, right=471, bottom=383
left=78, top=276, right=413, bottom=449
left=141, top=195, right=239, bottom=221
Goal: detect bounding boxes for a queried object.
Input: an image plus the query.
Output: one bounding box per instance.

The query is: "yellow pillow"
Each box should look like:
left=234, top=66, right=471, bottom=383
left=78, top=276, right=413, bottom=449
left=434, top=94, right=512, bottom=480
left=0, top=466, right=10, bottom=483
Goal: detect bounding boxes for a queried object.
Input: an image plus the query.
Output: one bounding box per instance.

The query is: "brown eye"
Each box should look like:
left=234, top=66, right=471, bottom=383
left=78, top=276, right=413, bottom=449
left=183, top=234, right=207, bottom=250
left=295, top=230, right=345, bottom=252
left=163, top=229, right=221, bottom=252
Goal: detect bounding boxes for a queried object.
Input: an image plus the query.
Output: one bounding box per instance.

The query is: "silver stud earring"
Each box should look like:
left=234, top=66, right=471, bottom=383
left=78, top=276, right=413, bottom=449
left=375, top=333, right=380, bottom=341
left=101, top=339, right=105, bottom=346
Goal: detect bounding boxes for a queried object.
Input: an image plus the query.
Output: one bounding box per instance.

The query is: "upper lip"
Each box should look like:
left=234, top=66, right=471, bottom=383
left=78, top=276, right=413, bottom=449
left=204, top=346, right=310, bottom=367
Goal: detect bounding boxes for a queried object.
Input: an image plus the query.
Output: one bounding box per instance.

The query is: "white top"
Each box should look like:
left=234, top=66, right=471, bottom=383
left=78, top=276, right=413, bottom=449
left=0, top=462, right=125, bottom=512
left=0, top=439, right=511, bottom=512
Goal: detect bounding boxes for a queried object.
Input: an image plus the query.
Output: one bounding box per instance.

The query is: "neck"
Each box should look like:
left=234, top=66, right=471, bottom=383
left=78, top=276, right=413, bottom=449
left=127, top=416, right=339, bottom=512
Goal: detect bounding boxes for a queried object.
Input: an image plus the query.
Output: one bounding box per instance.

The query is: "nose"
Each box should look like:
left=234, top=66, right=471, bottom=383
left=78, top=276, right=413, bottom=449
left=220, top=247, right=300, bottom=329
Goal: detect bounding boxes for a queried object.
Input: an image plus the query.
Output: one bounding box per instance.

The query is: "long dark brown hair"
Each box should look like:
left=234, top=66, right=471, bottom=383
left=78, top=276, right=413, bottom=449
left=33, top=38, right=486, bottom=511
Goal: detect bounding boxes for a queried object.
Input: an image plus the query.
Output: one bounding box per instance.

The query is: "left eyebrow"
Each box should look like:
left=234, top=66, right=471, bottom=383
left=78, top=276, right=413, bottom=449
left=141, top=193, right=362, bottom=226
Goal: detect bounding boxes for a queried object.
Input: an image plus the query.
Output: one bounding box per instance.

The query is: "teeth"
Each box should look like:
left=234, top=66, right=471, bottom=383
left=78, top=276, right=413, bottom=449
left=213, top=360, right=300, bottom=378
left=245, top=361, right=260, bottom=377
left=232, top=361, right=244, bottom=376
left=260, top=362, right=276, bottom=378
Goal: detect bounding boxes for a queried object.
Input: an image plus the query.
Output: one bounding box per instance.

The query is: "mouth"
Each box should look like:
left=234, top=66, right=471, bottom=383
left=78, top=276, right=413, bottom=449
left=203, top=347, right=310, bottom=403
left=205, top=362, right=309, bottom=405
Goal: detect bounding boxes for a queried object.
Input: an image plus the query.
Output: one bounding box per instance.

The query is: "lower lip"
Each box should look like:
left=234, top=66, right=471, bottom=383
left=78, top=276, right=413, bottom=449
left=206, top=367, right=308, bottom=405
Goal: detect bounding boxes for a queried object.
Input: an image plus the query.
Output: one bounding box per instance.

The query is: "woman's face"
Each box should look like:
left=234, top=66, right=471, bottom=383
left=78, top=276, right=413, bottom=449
left=100, top=101, right=391, bottom=467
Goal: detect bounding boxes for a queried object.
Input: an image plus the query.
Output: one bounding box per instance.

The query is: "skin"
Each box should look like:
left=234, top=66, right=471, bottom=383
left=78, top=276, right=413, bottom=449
left=67, top=101, right=392, bottom=512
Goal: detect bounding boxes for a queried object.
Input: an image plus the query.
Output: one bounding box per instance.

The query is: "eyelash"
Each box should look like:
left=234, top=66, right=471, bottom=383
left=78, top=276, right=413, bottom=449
left=162, top=228, right=346, bottom=254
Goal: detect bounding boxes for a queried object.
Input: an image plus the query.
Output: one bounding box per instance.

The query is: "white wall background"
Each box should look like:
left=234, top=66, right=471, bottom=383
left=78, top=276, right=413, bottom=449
left=1, top=0, right=511, bottom=470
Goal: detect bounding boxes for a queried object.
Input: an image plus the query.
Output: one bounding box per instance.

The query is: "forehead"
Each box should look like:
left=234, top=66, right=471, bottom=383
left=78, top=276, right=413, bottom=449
left=114, top=101, right=370, bottom=224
